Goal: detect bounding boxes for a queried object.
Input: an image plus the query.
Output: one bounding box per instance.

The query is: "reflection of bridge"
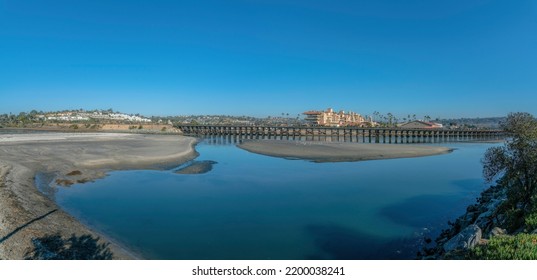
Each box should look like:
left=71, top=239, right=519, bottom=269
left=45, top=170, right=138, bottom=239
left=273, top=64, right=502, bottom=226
left=176, top=125, right=506, bottom=144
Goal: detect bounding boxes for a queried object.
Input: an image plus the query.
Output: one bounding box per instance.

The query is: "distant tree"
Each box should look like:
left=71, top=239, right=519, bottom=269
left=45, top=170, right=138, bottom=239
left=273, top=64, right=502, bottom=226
left=373, top=111, right=380, bottom=122
left=387, top=113, right=394, bottom=126
left=482, top=112, right=537, bottom=229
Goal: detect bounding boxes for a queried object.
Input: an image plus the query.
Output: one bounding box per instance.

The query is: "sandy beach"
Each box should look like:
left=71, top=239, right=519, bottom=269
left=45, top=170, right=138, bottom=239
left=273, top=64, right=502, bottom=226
left=238, top=139, right=452, bottom=162
left=0, top=133, right=198, bottom=260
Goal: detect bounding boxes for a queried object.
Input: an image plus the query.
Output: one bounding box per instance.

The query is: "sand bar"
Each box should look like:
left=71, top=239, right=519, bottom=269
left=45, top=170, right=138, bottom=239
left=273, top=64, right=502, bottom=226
left=238, top=139, right=452, bottom=162
left=0, top=133, right=198, bottom=259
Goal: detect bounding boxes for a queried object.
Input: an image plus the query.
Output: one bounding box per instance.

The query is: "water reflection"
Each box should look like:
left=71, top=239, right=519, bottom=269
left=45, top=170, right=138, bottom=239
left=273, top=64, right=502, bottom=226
left=51, top=138, right=500, bottom=259
left=200, top=133, right=504, bottom=145
left=305, top=224, right=417, bottom=260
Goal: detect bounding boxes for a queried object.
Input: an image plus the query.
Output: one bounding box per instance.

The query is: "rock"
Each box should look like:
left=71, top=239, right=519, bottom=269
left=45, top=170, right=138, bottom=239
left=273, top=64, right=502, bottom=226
left=475, top=198, right=505, bottom=230
left=443, top=225, right=482, bottom=252
left=66, top=170, right=82, bottom=176
left=488, top=227, right=507, bottom=238
left=174, top=160, right=217, bottom=175
left=466, top=204, right=478, bottom=213
left=494, top=214, right=506, bottom=226
left=475, top=213, right=492, bottom=230
left=55, top=178, right=74, bottom=186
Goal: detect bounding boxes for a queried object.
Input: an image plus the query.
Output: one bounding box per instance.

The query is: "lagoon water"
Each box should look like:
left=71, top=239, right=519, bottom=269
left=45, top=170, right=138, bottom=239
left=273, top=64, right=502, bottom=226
left=51, top=138, right=498, bottom=259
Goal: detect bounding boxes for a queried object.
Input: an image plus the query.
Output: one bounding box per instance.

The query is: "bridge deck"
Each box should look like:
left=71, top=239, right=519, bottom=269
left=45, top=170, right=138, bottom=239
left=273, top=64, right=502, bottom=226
left=176, top=125, right=505, bottom=144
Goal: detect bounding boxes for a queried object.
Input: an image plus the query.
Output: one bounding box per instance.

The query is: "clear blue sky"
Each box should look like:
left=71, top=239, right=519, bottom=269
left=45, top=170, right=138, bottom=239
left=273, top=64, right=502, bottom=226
left=1, top=0, right=536, bottom=118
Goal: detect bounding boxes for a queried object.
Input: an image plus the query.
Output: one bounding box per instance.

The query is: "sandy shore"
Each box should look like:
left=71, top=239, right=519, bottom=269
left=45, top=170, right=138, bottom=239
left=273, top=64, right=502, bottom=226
left=0, top=133, right=198, bottom=260
left=238, top=139, right=452, bottom=162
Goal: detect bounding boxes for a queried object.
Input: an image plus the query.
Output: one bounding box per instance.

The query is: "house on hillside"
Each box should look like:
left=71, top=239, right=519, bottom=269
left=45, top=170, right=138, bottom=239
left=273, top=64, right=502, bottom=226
left=398, top=120, right=443, bottom=129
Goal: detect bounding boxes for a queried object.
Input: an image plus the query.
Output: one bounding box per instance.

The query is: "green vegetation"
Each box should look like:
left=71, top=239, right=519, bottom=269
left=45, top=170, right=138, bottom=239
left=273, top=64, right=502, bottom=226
left=440, top=117, right=505, bottom=129
left=466, top=112, right=537, bottom=259
left=469, top=234, right=537, bottom=260
left=525, top=213, right=537, bottom=232
left=482, top=112, right=537, bottom=232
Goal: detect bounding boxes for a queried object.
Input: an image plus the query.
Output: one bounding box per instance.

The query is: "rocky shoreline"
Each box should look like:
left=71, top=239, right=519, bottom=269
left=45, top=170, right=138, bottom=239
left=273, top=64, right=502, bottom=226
left=420, top=184, right=510, bottom=259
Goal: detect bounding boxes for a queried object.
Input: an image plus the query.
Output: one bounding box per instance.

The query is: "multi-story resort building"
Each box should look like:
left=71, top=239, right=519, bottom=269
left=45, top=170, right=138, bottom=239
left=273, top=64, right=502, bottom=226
left=303, top=108, right=371, bottom=127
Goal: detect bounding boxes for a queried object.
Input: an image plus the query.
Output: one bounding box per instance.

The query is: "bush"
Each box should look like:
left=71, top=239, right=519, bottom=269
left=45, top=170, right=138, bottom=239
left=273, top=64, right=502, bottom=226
left=504, top=208, right=525, bottom=232
left=525, top=213, right=537, bottom=232
left=469, top=234, right=537, bottom=259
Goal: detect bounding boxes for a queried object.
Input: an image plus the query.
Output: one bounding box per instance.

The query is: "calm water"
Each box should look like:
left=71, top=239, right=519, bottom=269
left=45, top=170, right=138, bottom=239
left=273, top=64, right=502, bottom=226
left=49, top=139, right=498, bottom=259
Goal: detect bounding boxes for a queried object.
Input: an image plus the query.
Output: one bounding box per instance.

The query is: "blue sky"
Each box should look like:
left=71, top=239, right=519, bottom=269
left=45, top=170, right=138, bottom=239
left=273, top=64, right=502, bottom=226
left=1, top=0, right=536, bottom=118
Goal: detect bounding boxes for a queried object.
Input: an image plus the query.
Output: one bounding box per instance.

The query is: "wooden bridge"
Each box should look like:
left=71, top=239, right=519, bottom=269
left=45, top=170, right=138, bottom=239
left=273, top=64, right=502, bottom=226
left=176, top=125, right=505, bottom=144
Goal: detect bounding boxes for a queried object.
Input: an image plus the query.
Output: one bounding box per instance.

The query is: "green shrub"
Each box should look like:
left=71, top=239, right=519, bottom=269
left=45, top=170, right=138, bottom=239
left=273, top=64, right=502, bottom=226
left=469, top=234, right=537, bottom=260
left=505, top=208, right=525, bottom=232
left=525, top=213, right=537, bottom=232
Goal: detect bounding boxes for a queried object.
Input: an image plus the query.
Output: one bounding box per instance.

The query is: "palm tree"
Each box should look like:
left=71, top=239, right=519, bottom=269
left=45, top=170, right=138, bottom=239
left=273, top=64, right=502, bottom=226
left=387, top=113, right=394, bottom=126
left=373, top=111, right=380, bottom=122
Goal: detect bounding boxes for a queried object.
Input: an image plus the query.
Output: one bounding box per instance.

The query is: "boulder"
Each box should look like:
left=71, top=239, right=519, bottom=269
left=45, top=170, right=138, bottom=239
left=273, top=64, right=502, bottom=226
left=466, top=204, right=478, bottom=213
left=443, top=225, right=482, bottom=252
left=488, top=227, right=507, bottom=238
left=174, top=160, right=217, bottom=175
left=493, top=214, right=506, bottom=226
left=475, top=198, right=505, bottom=230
